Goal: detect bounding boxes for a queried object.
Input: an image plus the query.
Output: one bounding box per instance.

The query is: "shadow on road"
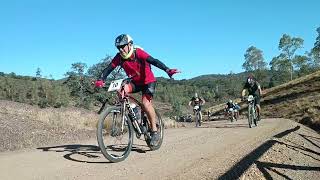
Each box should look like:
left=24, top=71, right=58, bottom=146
left=210, top=123, right=249, bottom=129
left=218, top=125, right=320, bottom=180
left=255, top=160, right=320, bottom=180
left=298, top=133, right=320, bottom=149
left=37, top=144, right=109, bottom=163
left=37, top=143, right=150, bottom=163
left=196, top=121, right=249, bottom=129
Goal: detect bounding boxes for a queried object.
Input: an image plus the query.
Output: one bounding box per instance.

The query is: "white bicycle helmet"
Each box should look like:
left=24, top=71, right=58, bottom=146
left=115, top=34, right=133, bottom=47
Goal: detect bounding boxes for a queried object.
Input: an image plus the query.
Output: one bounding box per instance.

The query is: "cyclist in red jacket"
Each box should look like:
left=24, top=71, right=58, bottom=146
left=95, top=34, right=179, bottom=146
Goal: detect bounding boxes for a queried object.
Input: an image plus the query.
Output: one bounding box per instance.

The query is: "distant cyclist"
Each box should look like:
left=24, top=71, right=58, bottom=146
left=234, top=102, right=240, bottom=118
left=241, top=75, right=262, bottom=121
left=188, top=93, right=206, bottom=122
left=224, top=99, right=238, bottom=121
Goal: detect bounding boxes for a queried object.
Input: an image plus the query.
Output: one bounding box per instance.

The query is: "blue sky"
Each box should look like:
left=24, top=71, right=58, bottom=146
left=0, top=0, right=319, bottom=80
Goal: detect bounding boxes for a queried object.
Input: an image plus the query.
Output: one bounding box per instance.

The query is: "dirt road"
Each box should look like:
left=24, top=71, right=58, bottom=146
left=0, top=118, right=319, bottom=180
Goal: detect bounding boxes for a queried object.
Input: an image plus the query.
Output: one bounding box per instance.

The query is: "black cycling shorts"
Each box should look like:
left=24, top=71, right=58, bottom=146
left=254, top=95, right=261, bottom=105
left=131, top=82, right=156, bottom=96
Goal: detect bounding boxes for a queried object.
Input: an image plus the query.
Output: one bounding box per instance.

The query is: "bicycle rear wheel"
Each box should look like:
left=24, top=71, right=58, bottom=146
left=230, top=112, right=234, bottom=122
left=145, top=109, right=164, bottom=151
left=253, top=107, right=257, bottom=126
left=197, top=111, right=202, bottom=126
left=248, top=105, right=254, bottom=128
left=195, top=112, right=199, bottom=127
left=97, top=106, right=133, bottom=162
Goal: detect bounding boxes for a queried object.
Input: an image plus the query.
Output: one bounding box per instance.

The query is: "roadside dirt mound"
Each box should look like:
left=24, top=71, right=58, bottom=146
left=0, top=100, right=99, bottom=130
left=0, top=112, right=95, bottom=152
left=262, top=71, right=320, bottom=131
left=0, top=100, right=97, bottom=152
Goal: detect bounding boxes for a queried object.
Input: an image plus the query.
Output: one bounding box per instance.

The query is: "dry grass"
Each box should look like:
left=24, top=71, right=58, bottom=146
left=163, top=117, right=182, bottom=128
left=0, top=100, right=98, bottom=130
left=263, top=70, right=320, bottom=96
left=0, top=101, right=96, bottom=152
left=262, top=72, right=320, bottom=131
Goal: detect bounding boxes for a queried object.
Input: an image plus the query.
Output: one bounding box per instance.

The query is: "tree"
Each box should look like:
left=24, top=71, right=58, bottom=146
left=278, top=34, right=304, bottom=80
left=87, top=55, right=125, bottom=80
left=50, top=84, right=70, bottom=108
left=242, top=46, right=267, bottom=72
left=64, top=62, right=88, bottom=107
left=26, top=81, right=39, bottom=105
left=65, top=62, right=87, bottom=77
left=242, top=46, right=268, bottom=85
left=36, top=67, right=42, bottom=78
left=37, top=80, right=50, bottom=108
left=310, top=27, right=320, bottom=70
left=269, top=54, right=291, bottom=86
left=86, top=55, right=126, bottom=109
left=87, top=55, right=113, bottom=78
left=292, top=55, right=312, bottom=77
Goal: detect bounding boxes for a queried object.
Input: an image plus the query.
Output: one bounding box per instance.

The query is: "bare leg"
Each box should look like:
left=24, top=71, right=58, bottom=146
left=256, top=104, right=261, bottom=117
left=142, top=95, right=157, bottom=132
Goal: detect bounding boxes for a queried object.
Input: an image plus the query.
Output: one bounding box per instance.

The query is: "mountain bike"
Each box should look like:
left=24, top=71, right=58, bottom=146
left=193, top=105, right=202, bottom=127
left=97, top=77, right=164, bottom=162
left=226, top=108, right=238, bottom=122
left=246, top=95, right=257, bottom=128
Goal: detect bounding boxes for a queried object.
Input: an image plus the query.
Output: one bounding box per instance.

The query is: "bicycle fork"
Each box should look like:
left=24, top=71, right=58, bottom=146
left=125, top=102, right=145, bottom=137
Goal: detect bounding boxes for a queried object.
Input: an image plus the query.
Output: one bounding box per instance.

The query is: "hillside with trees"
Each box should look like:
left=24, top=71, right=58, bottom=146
left=0, top=27, right=319, bottom=118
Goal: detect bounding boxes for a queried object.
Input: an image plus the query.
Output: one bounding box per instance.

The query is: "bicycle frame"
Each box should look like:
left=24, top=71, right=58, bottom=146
left=247, top=95, right=257, bottom=128
left=226, top=108, right=236, bottom=122
left=97, top=75, right=164, bottom=162
left=115, top=79, right=149, bottom=138
left=193, top=106, right=202, bottom=126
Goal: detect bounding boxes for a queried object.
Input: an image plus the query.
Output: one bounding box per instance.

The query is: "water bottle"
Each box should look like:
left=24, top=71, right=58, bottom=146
left=129, top=103, right=142, bottom=134
left=140, top=114, right=149, bottom=135
left=134, top=107, right=141, bottom=122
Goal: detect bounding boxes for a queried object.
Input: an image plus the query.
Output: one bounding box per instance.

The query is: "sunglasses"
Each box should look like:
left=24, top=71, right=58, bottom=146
left=117, top=44, right=128, bottom=50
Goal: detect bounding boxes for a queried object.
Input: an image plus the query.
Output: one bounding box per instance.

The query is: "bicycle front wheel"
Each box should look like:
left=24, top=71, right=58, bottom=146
left=253, top=107, right=258, bottom=126
left=248, top=105, right=254, bottom=128
left=197, top=111, right=202, bottom=126
left=97, top=106, right=133, bottom=163
left=195, top=112, right=199, bottom=127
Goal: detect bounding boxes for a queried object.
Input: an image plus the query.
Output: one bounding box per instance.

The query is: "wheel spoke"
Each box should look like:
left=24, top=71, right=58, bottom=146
left=97, top=107, right=133, bottom=162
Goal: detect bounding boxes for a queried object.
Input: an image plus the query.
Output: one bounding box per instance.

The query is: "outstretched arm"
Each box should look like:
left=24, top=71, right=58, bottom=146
left=241, top=89, right=246, bottom=97
left=100, top=63, right=115, bottom=81
left=201, top=97, right=206, bottom=105
left=146, top=56, right=179, bottom=78
left=258, top=85, right=262, bottom=96
left=146, top=56, right=169, bottom=71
